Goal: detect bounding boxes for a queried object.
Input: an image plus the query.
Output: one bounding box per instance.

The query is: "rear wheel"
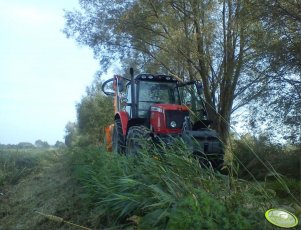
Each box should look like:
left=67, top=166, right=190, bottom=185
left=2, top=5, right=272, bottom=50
left=196, top=151, right=224, bottom=170
left=126, top=126, right=152, bottom=155
left=112, top=119, right=125, bottom=154
left=208, top=152, right=224, bottom=169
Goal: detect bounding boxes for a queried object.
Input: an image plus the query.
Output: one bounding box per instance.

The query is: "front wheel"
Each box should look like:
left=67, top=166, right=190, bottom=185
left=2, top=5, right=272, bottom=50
left=125, top=126, right=152, bottom=155
left=112, top=119, right=125, bottom=154
left=196, top=151, right=224, bottom=170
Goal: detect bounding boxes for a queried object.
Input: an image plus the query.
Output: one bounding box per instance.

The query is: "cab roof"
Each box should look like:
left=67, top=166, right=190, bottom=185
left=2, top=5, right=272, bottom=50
left=134, top=73, right=178, bottom=82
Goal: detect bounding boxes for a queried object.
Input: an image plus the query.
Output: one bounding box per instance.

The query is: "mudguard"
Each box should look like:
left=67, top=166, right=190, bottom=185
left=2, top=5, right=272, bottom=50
left=181, top=128, right=224, bottom=168
left=116, top=111, right=129, bottom=137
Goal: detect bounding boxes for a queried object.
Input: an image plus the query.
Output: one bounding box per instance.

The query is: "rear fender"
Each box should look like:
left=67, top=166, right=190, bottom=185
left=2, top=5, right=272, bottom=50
left=115, top=111, right=129, bottom=137
left=182, top=129, right=223, bottom=154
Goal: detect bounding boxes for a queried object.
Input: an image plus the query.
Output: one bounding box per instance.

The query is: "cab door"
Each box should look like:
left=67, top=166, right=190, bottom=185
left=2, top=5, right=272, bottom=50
left=178, top=81, right=208, bottom=121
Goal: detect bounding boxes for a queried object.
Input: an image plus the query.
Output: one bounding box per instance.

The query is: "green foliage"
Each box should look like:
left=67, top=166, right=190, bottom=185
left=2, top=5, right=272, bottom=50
left=76, top=93, right=113, bottom=145
left=264, top=178, right=300, bottom=201
left=248, top=0, right=301, bottom=73
left=166, top=189, right=258, bottom=230
left=238, top=0, right=301, bottom=143
left=64, top=78, right=114, bottom=148
left=70, top=143, right=270, bottom=229
left=64, top=121, right=78, bottom=147
left=17, top=142, right=35, bottom=149
left=35, top=139, right=50, bottom=148
left=0, top=149, right=39, bottom=185
left=232, top=134, right=300, bottom=181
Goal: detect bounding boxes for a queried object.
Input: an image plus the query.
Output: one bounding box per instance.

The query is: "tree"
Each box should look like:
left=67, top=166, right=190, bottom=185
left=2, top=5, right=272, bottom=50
left=17, top=142, right=35, bottom=149
left=237, top=0, right=301, bottom=143
left=54, top=141, right=66, bottom=148
left=64, top=0, right=293, bottom=143
left=247, top=0, right=301, bottom=74
left=73, top=77, right=114, bottom=145
left=64, top=122, right=78, bottom=147
left=35, top=140, right=50, bottom=148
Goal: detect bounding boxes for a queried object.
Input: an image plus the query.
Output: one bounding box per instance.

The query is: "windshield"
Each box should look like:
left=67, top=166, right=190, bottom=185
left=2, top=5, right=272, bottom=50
left=139, top=81, right=180, bottom=104
left=138, top=81, right=180, bottom=116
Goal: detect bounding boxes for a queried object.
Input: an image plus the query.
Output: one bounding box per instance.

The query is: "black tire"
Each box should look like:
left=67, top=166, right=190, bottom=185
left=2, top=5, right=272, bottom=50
left=112, top=119, right=125, bottom=154
left=125, top=125, right=152, bottom=155
left=194, top=150, right=223, bottom=170
left=209, top=153, right=224, bottom=170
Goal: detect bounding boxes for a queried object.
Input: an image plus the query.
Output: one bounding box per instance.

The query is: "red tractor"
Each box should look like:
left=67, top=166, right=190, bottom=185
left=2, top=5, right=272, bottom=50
left=102, top=68, right=224, bottom=168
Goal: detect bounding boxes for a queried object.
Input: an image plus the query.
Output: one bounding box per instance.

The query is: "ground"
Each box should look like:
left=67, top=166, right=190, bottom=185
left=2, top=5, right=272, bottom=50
left=0, top=150, right=89, bottom=230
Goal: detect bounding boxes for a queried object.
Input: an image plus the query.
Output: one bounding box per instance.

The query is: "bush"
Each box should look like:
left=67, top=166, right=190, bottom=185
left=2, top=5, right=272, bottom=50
left=232, top=135, right=300, bottom=181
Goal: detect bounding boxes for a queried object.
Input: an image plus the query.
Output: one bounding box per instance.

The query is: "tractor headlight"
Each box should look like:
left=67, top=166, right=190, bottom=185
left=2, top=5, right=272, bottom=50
left=170, top=121, right=177, bottom=128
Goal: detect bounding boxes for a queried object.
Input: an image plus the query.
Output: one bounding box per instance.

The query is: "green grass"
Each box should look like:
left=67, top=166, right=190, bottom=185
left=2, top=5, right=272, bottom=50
left=2, top=140, right=298, bottom=229
left=0, top=147, right=91, bottom=230
left=70, top=142, right=283, bottom=229
left=0, top=147, right=68, bottom=186
left=0, top=148, right=40, bottom=186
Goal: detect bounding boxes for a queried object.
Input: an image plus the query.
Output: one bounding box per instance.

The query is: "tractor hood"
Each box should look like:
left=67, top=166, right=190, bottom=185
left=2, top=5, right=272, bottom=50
left=151, top=103, right=189, bottom=111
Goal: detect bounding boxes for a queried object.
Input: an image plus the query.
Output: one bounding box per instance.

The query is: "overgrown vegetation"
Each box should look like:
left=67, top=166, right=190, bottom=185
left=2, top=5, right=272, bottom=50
left=232, top=135, right=300, bottom=181
left=1, top=139, right=299, bottom=229
left=0, top=149, right=39, bottom=186
left=0, top=147, right=92, bottom=230
left=230, top=135, right=301, bottom=206
left=69, top=140, right=300, bottom=229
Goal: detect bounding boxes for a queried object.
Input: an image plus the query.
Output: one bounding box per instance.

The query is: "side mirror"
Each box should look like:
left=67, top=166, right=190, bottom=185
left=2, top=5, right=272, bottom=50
left=101, top=78, right=115, bottom=96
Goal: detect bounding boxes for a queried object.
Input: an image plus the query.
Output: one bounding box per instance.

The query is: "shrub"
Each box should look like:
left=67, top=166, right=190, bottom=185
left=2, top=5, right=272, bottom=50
left=232, top=135, right=300, bottom=181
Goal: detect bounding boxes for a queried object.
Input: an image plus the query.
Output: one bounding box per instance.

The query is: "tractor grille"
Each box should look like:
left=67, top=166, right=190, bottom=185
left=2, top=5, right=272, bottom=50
left=165, top=110, right=189, bottom=129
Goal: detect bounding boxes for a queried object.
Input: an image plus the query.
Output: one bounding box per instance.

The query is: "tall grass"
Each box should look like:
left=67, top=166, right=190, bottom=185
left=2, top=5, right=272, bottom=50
left=230, top=135, right=301, bottom=204
left=0, top=149, right=39, bottom=186
left=0, top=148, right=64, bottom=186
left=70, top=141, right=274, bottom=229
left=231, top=135, right=300, bottom=180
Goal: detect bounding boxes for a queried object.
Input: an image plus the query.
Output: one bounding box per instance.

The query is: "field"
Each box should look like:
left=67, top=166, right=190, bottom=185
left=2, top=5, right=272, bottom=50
left=0, top=144, right=300, bottom=229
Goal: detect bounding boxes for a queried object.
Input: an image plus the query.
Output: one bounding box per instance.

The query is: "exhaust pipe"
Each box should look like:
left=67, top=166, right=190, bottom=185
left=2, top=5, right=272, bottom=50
left=130, top=68, right=137, bottom=118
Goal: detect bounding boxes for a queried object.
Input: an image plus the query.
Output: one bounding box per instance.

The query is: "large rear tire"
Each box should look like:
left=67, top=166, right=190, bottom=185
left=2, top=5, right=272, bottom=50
left=125, top=126, right=151, bottom=155
left=196, top=151, right=224, bottom=170
left=112, top=119, right=125, bottom=154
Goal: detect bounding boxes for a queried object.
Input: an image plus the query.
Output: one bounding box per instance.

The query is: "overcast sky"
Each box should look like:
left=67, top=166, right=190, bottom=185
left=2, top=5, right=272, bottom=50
left=0, top=1, right=103, bottom=145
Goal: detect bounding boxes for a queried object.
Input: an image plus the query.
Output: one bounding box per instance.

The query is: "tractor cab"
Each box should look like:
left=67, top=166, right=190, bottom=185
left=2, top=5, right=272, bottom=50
left=118, top=73, right=209, bottom=124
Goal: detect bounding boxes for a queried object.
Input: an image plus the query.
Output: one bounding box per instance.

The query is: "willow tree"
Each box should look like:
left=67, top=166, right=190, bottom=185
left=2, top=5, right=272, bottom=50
left=242, top=0, right=301, bottom=143
left=64, top=0, right=268, bottom=143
